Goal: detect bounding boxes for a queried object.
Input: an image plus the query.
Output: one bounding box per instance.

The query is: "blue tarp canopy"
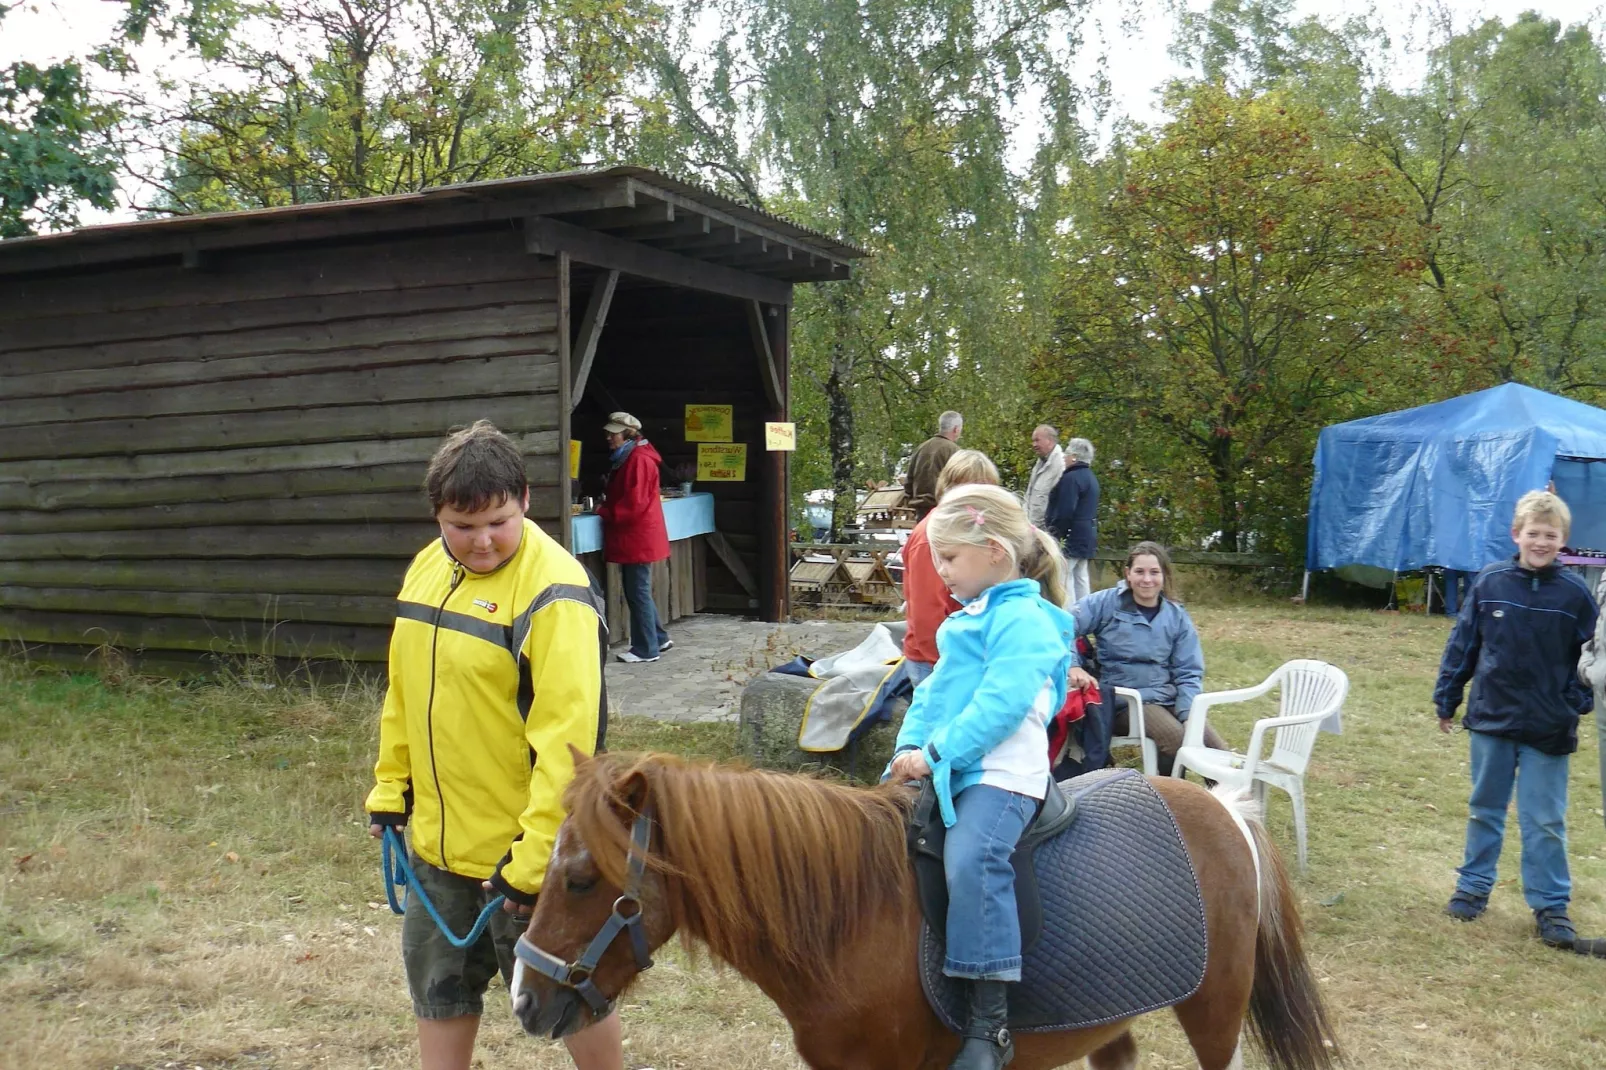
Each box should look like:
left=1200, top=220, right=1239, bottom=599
left=1307, top=383, right=1606, bottom=574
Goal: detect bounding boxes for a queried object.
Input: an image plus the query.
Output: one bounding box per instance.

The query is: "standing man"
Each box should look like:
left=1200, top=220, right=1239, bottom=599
left=1046, top=437, right=1100, bottom=604
left=1024, top=424, right=1064, bottom=529
left=598, top=412, right=672, bottom=663
left=904, top=410, right=963, bottom=521
left=366, top=421, right=623, bottom=1070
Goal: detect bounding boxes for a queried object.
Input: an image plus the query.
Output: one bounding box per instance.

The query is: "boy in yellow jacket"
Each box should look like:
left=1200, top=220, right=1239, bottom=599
left=366, top=421, right=621, bottom=1070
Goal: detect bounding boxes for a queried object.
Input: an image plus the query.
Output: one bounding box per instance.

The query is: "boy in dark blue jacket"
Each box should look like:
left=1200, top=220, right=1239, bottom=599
left=1435, top=490, right=1598, bottom=950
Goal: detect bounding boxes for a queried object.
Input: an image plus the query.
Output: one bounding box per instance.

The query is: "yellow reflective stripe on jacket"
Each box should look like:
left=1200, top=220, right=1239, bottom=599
left=365, top=520, right=604, bottom=892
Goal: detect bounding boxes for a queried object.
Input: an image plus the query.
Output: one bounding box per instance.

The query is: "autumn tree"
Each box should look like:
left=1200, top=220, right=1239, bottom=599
left=1042, top=85, right=1428, bottom=552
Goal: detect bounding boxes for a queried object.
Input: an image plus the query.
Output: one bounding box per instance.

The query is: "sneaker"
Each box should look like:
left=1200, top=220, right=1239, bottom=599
left=659, top=639, right=674, bottom=652
left=1444, top=890, right=1488, bottom=922
left=616, top=651, right=659, bottom=664
left=1535, top=907, right=1576, bottom=949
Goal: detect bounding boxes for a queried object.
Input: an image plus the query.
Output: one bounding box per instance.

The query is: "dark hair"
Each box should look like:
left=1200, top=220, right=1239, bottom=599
left=1125, top=541, right=1179, bottom=602
left=425, top=420, right=528, bottom=514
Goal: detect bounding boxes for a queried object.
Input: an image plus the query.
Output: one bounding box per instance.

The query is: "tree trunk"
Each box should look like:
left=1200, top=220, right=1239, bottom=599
left=1210, top=438, right=1241, bottom=554
left=826, top=348, right=856, bottom=541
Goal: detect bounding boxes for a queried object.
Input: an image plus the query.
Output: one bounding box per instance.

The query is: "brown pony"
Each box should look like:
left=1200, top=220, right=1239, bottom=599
left=511, top=750, right=1339, bottom=1070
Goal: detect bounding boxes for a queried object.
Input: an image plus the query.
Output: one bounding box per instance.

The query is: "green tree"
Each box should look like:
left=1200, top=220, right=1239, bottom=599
left=118, top=0, right=671, bottom=211
left=0, top=3, right=119, bottom=236
left=698, top=0, right=1081, bottom=535
left=1042, top=86, right=1428, bottom=552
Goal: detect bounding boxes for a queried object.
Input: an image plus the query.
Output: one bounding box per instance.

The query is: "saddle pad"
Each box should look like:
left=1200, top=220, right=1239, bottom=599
left=920, top=769, right=1209, bottom=1033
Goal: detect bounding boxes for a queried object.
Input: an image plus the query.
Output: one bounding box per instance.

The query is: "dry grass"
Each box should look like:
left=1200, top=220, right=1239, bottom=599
left=3, top=604, right=1605, bottom=1069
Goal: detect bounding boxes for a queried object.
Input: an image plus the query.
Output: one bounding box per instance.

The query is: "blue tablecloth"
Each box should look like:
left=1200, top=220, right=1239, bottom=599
left=570, top=492, right=715, bottom=556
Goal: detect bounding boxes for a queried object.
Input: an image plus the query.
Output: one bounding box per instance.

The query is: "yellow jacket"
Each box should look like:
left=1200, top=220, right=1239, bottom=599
left=365, top=519, right=604, bottom=901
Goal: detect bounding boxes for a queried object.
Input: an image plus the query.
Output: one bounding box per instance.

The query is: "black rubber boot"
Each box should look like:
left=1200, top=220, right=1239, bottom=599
left=948, top=980, right=1014, bottom=1070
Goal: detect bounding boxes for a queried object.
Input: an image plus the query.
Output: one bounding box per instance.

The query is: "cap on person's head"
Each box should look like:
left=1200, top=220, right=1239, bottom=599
left=604, top=412, right=642, bottom=434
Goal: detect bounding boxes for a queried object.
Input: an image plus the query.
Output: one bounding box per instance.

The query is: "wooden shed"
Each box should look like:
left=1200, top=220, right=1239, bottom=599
left=0, top=167, right=863, bottom=673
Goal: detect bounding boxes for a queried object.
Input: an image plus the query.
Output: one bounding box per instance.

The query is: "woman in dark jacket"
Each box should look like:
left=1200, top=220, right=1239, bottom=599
left=1045, top=437, right=1099, bottom=604
left=598, top=412, right=671, bottom=663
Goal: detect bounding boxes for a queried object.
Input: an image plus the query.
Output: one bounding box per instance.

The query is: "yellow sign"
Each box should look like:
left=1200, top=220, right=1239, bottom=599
left=569, top=439, right=581, bottom=481
left=685, top=404, right=734, bottom=442
left=764, top=422, right=796, bottom=451
left=697, top=442, right=747, bottom=481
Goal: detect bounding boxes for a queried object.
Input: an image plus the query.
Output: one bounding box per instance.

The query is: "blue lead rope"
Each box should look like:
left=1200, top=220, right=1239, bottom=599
left=381, top=826, right=507, bottom=949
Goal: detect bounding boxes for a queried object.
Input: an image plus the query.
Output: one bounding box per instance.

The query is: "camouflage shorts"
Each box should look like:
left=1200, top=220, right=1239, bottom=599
left=401, top=854, right=528, bottom=1019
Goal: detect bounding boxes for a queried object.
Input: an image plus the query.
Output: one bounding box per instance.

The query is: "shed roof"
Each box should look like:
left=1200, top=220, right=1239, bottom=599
left=0, top=166, right=865, bottom=283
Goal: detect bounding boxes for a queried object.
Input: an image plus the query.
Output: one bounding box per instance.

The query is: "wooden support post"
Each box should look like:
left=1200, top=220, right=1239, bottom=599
left=570, top=269, right=618, bottom=410
left=557, top=252, right=573, bottom=550
left=764, top=304, right=791, bottom=620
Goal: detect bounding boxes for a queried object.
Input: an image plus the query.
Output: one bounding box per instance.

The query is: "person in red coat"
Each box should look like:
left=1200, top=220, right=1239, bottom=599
left=902, top=449, right=1001, bottom=684
left=598, top=412, right=672, bottom=663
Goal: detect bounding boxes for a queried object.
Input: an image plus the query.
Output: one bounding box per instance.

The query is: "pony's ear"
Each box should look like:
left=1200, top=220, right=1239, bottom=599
left=611, top=768, right=651, bottom=818
left=566, top=742, right=592, bottom=768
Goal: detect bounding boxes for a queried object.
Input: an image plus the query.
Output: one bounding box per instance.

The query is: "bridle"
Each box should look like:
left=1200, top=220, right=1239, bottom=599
left=512, top=808, right=655, bottom=1016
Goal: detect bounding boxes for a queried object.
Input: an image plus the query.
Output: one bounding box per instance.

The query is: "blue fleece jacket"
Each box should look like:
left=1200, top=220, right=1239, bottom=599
left=1073, top=583, right=1205, bottom=719
left=1434, top=555, right=1597, bottom=755
left=893, top=578, right=1077, bottom=826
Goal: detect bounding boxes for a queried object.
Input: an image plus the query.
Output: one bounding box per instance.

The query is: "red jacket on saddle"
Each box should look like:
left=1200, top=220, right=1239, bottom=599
left=599, top=438, right=670, bottom=565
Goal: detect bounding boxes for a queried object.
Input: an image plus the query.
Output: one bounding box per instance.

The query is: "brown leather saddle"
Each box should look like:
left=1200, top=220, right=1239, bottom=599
left=906, top=777, right=1078, bottom=951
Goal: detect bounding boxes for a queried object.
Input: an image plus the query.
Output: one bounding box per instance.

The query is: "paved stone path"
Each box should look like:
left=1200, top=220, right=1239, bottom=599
left=605, top=614, right=873, bottom=722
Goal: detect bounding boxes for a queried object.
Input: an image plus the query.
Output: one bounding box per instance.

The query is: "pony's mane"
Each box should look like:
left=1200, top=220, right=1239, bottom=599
left=566, top=753, right=913, bottom=996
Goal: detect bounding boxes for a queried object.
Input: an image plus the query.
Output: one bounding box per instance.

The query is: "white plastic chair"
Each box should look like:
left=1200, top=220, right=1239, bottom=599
left=1107, top=686, right=1158, bottom=777
left=1171, top=660, right=1348, bottom=872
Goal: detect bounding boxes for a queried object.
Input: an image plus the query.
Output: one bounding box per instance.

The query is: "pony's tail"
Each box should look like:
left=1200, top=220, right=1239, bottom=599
left=1245, top=817, right=1340, bottom=1070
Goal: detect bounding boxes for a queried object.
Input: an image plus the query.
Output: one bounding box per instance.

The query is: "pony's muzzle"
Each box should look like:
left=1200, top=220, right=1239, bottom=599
left=510, top=960, right=586, bottom=1039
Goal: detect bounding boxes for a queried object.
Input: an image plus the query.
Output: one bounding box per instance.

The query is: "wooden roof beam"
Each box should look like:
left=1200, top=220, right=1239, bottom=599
left=0, top=183, right=641, bottom=276
left=523, top=214, right=791, bottom=306
left=626, top=177, right=855, bottom=274
left=654, top=222, right=743, bottom=253
left=563, top=201, right=675, bottom=232
left=608, top=214, right=712, bottom=243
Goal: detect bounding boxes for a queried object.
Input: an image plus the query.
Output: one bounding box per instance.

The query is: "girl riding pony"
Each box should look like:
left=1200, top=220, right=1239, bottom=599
left=888, top=483, right=1078, bottom=1070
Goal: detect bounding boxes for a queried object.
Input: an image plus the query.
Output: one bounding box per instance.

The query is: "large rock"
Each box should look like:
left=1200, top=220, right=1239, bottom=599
left=737, top=671, right=906, bottom=782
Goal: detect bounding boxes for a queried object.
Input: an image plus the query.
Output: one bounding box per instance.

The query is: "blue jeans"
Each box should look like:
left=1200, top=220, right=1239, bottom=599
left=944, top=784, right=1036, bottom=980
left=621, top=563, right=669, bottom=658
left=906, top=659, right=935, bottom=686
left=1457, top=730, right=1571, bottom=911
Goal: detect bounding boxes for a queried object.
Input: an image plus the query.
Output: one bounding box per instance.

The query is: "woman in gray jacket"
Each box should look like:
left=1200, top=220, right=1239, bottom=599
left=1574, top=571, right=1606, bottom=957
left=1071, top=542, right=1227, bottom=774
left=1578, top=572, right=1606, bottom=828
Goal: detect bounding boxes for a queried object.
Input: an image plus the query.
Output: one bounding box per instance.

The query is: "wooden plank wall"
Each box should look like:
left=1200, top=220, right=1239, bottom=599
left=573, top=285, right=770, bottom=614
left=0, top=225, right=562, bottom=668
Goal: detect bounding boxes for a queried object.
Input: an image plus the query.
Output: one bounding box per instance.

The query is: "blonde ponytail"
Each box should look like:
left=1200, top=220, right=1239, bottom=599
left=928, top=484, right=1066, bottom=604
left=1024, top=524, right=1068, bottom=607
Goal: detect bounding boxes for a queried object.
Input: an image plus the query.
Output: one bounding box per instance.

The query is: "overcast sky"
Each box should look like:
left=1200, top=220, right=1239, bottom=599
left=4, top=0, right=1602, bottom=222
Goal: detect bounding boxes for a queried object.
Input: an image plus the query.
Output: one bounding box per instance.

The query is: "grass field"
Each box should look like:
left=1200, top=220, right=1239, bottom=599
left=3, top=604, right=1606, bottom=1069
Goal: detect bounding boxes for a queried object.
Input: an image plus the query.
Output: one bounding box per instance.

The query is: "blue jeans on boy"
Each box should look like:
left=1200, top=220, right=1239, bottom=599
left=906, top=659, right=935, bottom=686
left=943, top=783, right=1036, bottom=981
left=621, top=563, right=669, bottom=658
left=1457, top=730, right=1571, bottom=911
